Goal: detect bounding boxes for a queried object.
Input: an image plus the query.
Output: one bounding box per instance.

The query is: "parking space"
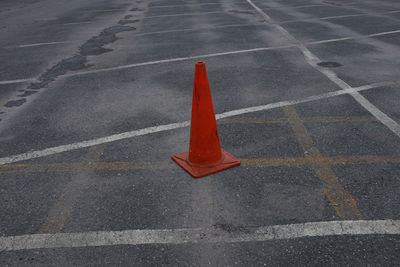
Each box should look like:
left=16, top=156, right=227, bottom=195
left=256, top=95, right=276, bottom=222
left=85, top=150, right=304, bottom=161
left=1, top=0, right=400, bottom=265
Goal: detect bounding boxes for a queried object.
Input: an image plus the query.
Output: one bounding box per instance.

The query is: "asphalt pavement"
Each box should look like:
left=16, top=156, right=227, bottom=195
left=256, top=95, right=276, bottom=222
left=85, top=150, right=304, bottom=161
left=0, top=0, right=400, bottom=265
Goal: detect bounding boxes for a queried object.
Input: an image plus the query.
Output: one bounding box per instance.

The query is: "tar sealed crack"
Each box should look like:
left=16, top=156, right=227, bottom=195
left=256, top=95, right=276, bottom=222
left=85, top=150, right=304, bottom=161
left=80, top=25, right=135, bottom=56
left=3, top=8, right=140, bottom=111
left=118, top=19, right=139, bottom=25
left=4, top=99, right=26, bottom=107
left=28, top=55, right=87, bottom=89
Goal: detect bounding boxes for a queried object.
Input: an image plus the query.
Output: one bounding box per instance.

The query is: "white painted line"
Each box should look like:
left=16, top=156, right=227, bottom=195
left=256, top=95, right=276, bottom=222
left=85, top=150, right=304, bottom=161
left=368, top=29, right=400, bottom=37
left=144, top=10, right=255, bottom=19
left=149, top=2, right=245, bottom=8
left=280, top=13, right=367, bottom=25
left=0, top=220, right=399, bottom=251
left=387, top=10, right=400, bottom=14
left=1, top=27, right=400, bottom=85
left=246, top=0, right=400, bottom=139
left=137, top=10, right=399, bottom=37
left=0, top=78, right=36, bottom=85
left=309, top=29, right=400, bottom=45
left=348, top=91, right=400, bottom=138
left=0, top=81, right=393, bottom=165
left=264, top=4, right=326, bottom=10
left=17, top=41, right=73, bottom=48
left=136, top=23, right=264, bottom=36
left=63, top=44, right=296, bottom=77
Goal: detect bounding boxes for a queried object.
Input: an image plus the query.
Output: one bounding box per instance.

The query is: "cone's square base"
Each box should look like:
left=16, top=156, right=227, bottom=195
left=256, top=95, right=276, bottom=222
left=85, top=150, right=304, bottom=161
left=171, top=150, right=240, bottom=178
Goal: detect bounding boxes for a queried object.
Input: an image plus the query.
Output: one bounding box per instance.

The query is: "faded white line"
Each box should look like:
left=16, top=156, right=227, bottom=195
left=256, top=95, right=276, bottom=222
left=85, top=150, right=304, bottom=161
left=247, top=0, right=400, bottom=139
left=143, top=10, right=255, bottom=19
left=62, top=44, right=296, bottom=77
left=149, top=2, right=246, bottom=8
left=17, top=41, right=73, bottom=48
left=136, top=23, right=264, bottom=36
left=0, top=81, right=393, bottom=165
left=264, top=4, right=326, bottom=10
left=1, top=26, right=400, bottom=85
left=0, top=78, right=36, bottom=85
left=137, top=10, right=400, bottom=37
left=3, top=20, right=398, bottom=52
left=0, top=220, right=399, bottom=251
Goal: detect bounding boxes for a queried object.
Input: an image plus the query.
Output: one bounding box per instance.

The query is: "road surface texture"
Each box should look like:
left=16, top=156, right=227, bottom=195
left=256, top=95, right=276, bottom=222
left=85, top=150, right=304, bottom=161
left=1, top=0, right=400, bottom=265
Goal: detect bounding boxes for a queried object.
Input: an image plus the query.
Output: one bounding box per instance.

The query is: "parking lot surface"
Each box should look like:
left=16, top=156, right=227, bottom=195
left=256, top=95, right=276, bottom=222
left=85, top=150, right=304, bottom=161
left=1, top=0, right=400, bottom=265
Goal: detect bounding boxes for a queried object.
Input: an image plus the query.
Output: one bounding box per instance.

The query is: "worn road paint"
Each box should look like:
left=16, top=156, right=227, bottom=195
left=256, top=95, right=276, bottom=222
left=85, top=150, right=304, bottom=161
left=219, top=115, right=377, bottom=124
left=0, top=220, right=399, bottom=251
left=0, top=81, right=394, bottom=165
left=284, top=106, right=363, bottom=219
left=2, top=155, right=400, bottom=174
left=1, top=28, right=400, bottom=84
left=38, top=146, right=105, bottom=234
left=246, top=0, right=400, bottom=143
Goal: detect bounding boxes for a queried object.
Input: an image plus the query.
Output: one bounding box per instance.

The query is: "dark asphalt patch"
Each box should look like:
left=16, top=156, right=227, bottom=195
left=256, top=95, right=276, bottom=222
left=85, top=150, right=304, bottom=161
left=118, top=19, right=139, bottom=25
left=28, top=55, right=87, bottom=90
left=130, top=7, right=144, bottom=12
left=16, top=90, right=37, bottom=97
left=2, top=14, right=138, bottom=113
left=4, top=98, right=26, bottom=107
left=80, top=25, right=136, bottom=56
left=317, top=61, right=343, bottom=68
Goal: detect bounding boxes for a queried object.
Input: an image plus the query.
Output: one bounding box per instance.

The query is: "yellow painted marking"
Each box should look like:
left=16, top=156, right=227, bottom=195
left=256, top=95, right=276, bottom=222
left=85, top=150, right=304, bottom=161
left=302, top=116, right=377, bottom=123
left=219, top=118, right=287, bottom=124
left=283, top=106, right=363, bottom=220
left=1, top=155, right=399, bottom=174
left=38, top=146, right=105, bottom=234
left=219, top=116, right=377, bottom=124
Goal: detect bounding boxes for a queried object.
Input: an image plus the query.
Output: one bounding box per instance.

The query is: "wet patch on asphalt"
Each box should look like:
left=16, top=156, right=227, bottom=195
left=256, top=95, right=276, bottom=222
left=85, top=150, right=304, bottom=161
left=317, top=61, right=343, bottom=68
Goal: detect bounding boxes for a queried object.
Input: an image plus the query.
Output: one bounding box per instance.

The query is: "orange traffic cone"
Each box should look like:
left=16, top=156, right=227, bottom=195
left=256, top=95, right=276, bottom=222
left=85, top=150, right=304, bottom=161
left=172, top=62, right=240, bottom=178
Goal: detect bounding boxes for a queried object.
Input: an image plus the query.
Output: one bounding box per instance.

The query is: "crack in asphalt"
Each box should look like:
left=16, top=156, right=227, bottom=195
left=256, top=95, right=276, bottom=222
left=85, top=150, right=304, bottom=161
left=1, top=7, right=140, bottom=119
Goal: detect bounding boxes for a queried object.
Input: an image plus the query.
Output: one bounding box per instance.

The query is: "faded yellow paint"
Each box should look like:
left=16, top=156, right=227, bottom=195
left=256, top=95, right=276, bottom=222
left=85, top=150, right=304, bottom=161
left=1, top=155, right=400, bottom=174
left=38, top=146, right=106, bottom=234
left=219, top=116, right=377, bottom=125
left=283, top=106, right=363, bottom=220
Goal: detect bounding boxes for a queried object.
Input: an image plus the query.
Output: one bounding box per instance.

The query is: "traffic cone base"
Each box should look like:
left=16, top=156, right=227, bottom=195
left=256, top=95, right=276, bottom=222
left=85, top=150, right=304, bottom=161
left=172, top=150, right=240, bottom=178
